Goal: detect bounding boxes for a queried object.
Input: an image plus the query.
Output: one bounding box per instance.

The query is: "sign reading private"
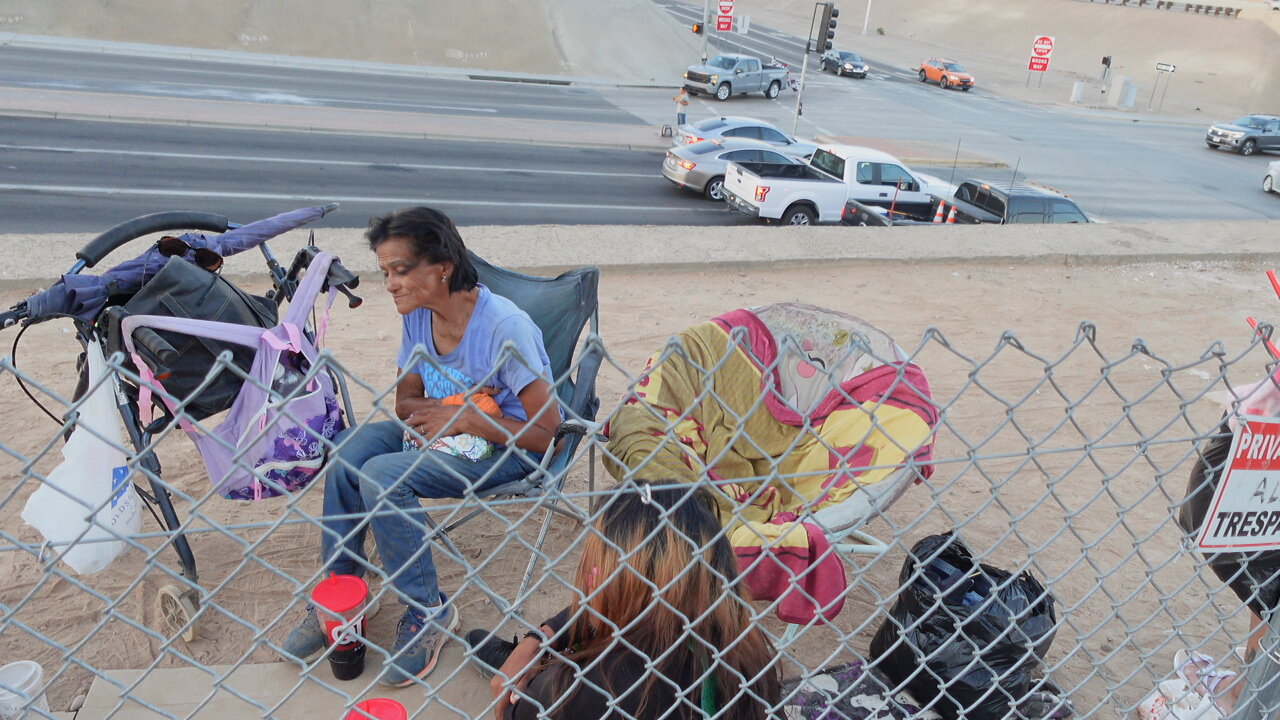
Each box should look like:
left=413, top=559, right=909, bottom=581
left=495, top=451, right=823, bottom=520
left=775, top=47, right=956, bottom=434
left=1196, top=417, right=1280, bottom=551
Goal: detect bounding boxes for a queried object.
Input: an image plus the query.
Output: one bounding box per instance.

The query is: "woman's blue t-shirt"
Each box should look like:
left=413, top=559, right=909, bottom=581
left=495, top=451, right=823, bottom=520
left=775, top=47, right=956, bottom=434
left=396, top=285, right=553, bottom=422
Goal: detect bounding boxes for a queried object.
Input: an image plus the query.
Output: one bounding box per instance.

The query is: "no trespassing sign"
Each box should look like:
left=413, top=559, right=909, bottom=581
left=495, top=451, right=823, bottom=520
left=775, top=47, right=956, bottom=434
left=1197, top=417, right=1280, bottom=551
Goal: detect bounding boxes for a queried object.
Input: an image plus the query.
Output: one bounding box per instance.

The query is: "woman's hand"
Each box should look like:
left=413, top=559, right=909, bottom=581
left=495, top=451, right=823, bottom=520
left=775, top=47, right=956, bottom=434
left=404, top=405, right=463, bottom=443
left=491, top=635, right=543, bottom=720
left=405, top=387, right=502, bottom=443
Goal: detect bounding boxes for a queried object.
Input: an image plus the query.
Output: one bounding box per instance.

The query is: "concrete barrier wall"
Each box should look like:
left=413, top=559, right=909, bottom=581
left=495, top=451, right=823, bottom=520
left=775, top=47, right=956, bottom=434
left=4, top=221, right=1280, bottom=290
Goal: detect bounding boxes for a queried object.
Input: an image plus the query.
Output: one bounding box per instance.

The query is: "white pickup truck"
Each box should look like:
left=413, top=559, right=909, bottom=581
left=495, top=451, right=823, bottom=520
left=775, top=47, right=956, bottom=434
left=722, top=145, right=949, bottom=225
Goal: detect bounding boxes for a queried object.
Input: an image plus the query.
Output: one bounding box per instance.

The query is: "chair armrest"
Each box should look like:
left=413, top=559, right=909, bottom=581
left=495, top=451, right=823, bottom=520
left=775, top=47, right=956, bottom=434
left=555, top=419, right=598, bottom=438
left=541, top=341, right=605, bottom=466
left=562, top=340, right=604, bottom=424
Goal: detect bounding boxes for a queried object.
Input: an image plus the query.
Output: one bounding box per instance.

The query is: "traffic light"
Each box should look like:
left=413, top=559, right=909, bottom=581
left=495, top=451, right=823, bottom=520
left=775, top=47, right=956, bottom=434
left=818, top=3, right=839, bottom=52
left=1101, top=55, right=1112, bottom=68
left=692, top=22, right=704, bottom=34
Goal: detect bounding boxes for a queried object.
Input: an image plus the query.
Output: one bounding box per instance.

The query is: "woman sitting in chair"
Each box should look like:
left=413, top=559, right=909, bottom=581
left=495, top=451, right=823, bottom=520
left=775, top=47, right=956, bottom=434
left=475, top=480, right=781, bottom=720
left=282, top=206, right=561, bottom=687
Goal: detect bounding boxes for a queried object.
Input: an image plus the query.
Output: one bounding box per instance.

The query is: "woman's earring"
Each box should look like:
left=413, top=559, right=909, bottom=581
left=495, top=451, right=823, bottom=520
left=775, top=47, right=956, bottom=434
left=441, top=275, right=448, bottom=284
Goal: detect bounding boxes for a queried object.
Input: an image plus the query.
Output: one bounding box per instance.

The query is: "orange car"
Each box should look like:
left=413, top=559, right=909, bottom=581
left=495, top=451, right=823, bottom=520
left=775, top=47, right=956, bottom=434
left=918, top=58, right=974, bottom=91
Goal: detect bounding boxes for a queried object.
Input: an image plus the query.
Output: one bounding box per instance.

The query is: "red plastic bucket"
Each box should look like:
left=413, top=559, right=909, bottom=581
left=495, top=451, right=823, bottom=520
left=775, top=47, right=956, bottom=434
left=344, top=698, right=408, bottom=720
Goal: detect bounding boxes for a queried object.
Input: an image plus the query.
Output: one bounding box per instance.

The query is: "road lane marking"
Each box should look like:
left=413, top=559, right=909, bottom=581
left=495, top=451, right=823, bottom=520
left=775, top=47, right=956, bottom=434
left=0, top=184, right=722, bottom=212
left=0, top=143, right=654, bottom=178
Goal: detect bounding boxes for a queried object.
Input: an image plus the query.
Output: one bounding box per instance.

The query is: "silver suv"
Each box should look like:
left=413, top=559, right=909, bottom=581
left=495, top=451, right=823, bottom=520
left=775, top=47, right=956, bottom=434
left=1206, top=114, right=1280, bottom=156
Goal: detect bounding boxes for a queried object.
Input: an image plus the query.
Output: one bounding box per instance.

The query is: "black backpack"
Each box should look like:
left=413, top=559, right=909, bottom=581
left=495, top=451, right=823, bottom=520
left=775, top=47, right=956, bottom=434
left=102, top=257, right=277, bottom=421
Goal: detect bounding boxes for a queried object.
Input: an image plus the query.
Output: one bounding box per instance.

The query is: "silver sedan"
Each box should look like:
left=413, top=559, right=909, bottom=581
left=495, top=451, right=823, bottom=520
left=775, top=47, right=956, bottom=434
left=662, top=138, right=801, bottom=201
left=1266, top=160, right=1280, bottom=196
left=674, top=116, right=818, bottom=160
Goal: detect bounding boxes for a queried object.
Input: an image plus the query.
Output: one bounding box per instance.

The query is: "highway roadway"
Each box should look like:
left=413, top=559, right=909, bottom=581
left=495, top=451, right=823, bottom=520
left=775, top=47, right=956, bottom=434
left=1, top=2, right=1278, bottom=232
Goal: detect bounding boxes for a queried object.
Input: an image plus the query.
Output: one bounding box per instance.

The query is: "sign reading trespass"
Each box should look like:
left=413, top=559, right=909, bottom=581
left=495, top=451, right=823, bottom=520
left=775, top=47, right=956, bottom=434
left=1197, top=417, right=1280, bottom=551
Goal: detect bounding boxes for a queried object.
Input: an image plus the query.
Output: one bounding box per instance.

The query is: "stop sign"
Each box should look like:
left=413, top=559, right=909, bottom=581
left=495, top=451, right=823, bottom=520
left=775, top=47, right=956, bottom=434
left=1032, top=36, right=1054, bottom=57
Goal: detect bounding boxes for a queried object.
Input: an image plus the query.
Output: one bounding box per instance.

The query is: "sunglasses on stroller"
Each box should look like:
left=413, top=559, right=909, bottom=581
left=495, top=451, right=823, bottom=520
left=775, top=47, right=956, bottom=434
left=156, top=235, right=224, bottom=272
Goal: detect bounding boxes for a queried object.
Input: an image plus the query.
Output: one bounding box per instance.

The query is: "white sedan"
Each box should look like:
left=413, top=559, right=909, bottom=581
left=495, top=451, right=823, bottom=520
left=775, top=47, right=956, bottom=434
left=1266, top=160, right=1280, bottom=196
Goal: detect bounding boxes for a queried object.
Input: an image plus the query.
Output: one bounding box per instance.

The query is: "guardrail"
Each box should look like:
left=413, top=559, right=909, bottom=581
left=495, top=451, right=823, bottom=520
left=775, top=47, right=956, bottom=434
left=1084, top=0, right=1243, bottom=16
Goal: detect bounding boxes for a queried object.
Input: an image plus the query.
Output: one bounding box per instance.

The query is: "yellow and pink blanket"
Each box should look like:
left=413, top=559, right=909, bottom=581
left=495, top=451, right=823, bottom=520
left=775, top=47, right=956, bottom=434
left=604, top=304, right=937, bottom=623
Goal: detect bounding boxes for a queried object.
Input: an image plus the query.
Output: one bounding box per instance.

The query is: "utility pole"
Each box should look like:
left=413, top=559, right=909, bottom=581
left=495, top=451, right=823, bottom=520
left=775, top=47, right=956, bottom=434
left=794, top=3, right=838, bottom=136
left=862, top=0, right=871, bottom=34
left=700, top=0, right=711, bottom=62
left=792, top=48, right=810, bottom=136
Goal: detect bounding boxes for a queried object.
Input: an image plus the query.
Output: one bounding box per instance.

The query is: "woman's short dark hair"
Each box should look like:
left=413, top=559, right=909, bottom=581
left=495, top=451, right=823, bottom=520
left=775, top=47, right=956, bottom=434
left=366, top=206, right=478, bottom=293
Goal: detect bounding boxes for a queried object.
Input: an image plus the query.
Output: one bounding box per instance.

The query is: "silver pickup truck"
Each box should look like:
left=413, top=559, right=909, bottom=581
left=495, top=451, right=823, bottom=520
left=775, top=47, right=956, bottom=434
left=684, top=54, right=788, bottom=101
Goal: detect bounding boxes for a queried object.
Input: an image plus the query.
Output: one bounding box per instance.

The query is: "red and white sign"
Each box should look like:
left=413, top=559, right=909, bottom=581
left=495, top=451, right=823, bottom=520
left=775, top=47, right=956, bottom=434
left=717, top=0, right=734, bottom=31
left=1027, top=35, right=1054, bottom=73
left=1196, top=416, right=1280, bottom=551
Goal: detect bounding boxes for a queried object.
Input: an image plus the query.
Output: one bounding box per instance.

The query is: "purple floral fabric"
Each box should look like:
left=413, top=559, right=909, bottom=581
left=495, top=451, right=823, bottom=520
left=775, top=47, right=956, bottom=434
left=225, top=391, right=343, bottom=500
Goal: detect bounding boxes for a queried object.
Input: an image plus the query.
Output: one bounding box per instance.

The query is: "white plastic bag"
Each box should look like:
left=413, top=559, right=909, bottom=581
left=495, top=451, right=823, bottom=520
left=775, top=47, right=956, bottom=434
left=21, top=339, right=141, bottom=574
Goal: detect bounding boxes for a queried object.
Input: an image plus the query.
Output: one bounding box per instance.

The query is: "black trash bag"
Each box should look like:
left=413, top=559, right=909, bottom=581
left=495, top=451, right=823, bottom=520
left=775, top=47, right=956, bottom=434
left=101, top=257, right=277, bottom=421
left=1177, top=415, right=1280, bottom=617
left=869, top=532, right=1058, bottom=720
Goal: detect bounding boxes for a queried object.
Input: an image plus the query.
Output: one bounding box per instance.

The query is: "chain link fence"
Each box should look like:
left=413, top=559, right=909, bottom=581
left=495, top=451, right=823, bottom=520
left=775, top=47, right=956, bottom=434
left=2, top=299, right=1279, bottom=720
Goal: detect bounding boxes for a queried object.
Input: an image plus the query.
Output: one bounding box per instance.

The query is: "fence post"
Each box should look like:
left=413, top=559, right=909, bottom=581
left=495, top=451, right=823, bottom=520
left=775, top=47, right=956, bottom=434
left=1233, top=616, right=1280, bottom=720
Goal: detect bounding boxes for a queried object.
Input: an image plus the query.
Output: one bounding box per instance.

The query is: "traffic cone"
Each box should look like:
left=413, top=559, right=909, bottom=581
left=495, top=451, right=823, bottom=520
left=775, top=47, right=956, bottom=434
left=932, top=202, right=946, bottom=223
left=945, top=205, right=958, bottom=224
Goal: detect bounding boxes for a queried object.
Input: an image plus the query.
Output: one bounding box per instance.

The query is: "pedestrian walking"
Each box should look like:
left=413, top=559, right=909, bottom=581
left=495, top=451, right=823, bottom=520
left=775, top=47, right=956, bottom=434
left=672, top=87, right=689, bottom=127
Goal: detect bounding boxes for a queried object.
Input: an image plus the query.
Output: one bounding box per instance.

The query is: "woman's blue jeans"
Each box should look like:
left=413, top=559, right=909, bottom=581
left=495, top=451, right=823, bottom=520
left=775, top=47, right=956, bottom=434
left=319, top=420, right=534, bottom=608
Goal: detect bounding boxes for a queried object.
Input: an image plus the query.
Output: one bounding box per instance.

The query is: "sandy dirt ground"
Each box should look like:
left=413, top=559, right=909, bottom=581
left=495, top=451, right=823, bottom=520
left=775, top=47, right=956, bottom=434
left=2, top=254, right=1278, bottom=716
left=2, top=0, right=1279, bottom=714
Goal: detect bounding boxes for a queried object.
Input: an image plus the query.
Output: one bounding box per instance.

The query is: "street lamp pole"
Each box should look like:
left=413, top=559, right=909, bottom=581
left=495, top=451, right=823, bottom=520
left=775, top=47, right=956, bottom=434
left=862, top=0, right=871, bottom=34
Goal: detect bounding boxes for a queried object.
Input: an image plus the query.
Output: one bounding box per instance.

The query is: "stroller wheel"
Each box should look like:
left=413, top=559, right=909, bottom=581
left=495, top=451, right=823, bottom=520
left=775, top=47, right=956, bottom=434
left=157, top=585, right=199, bottom=642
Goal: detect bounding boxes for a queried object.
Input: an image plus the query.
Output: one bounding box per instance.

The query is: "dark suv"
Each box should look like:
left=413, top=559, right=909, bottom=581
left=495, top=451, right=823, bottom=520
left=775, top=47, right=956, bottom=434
left=944, top=179, right=1089, bottom=224
left=1206, top=115, right=1280, bottom=156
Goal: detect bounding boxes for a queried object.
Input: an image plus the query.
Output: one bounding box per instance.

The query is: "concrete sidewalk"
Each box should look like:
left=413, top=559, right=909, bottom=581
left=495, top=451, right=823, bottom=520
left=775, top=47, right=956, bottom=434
left=74, top=660, right=487, bottom=720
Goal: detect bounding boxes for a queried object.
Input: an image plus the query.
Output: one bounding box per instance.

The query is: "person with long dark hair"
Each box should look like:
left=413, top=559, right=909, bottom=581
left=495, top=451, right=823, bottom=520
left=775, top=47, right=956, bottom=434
left=471, top=481, right=781, bottom=720
left=281, top=206, right=560, bottom=687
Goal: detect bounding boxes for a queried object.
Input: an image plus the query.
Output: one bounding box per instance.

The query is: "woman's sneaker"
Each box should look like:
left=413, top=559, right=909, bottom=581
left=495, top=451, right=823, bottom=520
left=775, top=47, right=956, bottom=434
left=281, top=605, right=325, bottom=661
left=381, top=597, right=459, bottom=687
left=463, top=629, right=519, bottom=679
left=280, top=594, right=381, bottom=663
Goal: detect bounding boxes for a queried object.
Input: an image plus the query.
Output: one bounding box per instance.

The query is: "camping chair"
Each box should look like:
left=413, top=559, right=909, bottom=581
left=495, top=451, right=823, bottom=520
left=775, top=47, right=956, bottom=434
left=420, top=251, right=602, bottom=612
left=602, top=302, right=937, bottom=642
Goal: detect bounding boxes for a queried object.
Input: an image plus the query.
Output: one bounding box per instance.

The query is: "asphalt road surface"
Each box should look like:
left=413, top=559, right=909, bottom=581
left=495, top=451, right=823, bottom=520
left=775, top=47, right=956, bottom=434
left=0, top=115, right=735, bottom=232
left=1, top=3, right=1278, bottom=232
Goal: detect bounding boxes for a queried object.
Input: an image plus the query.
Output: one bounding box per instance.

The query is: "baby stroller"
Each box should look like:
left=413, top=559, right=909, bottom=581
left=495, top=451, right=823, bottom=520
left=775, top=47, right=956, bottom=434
left=1, top=205, right=361, bottom=640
